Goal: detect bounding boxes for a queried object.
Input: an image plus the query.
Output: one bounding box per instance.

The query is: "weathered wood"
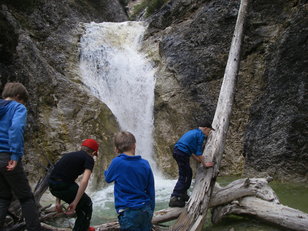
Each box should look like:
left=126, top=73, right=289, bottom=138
left=171, top=0, right=249, bottom=230
left=152, top=207, right=184, bottom=224
left=212, top=197, right=308, bottom=231
left=34, top=162, right=54, bottom=203
left=153, top=177, right=276, bottom=224
left=153, top=177, right=308, bottom=231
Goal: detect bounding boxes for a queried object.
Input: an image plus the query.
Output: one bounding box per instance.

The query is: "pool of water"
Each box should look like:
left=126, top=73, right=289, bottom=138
left=205, top=176, right=308, bottom=231
left=44, top=176, right=308, bottom=230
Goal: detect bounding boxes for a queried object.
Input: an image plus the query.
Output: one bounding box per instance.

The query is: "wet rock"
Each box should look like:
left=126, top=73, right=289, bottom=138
left=0, top=0, right=126, bottom=185
left=146, top=0, right=307, bottom=181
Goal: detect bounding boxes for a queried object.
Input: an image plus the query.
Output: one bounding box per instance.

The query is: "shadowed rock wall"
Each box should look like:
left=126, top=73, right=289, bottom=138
left=146, top=0, right=307, bottom=182
left=0, top=0, right=306, bottom=184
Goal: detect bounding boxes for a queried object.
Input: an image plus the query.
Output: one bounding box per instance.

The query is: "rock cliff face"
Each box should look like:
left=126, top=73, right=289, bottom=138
left=0, top=0, right=306, bottom=184
left=0, top=0, right=127, bottom=186
left=146, top=0, right=307, bottom=182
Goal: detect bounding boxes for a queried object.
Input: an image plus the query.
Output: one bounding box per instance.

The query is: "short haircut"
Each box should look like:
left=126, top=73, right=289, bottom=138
left=2, top=82, right=29, bottom=102
left=199, top=121, right=215, bottom=130
left=81, top=145, right=95, bottom=154
left=114, top=131, right=136, bottom=153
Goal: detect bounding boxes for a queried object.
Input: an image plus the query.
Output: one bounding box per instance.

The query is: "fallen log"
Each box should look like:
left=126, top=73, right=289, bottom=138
left=152, top=177, right=308, bottom=231
left=153, top=177, right=275, bottom=224
left=212, top=197, right=308, bottom=231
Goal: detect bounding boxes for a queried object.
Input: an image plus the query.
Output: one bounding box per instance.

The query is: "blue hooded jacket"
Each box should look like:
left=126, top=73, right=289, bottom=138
left=0, top=99, right=27, bottom=161
left=175, top=128, right=206, bottom=156
left=104, top=153, right=155, bottom=213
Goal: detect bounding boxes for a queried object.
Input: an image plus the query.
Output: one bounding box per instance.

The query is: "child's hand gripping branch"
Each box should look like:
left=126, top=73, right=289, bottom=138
left=192, top=154, right=215, bottom=168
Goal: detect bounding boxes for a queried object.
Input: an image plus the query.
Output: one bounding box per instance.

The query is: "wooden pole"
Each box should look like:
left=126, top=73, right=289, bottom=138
left=171, top=0, right=249, bottom=230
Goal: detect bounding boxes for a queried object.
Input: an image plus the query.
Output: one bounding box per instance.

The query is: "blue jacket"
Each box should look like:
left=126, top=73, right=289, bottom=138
left=0, top=99, right=27, bottom=161
left=104, top=153, right=155, bottom=213
left=175, top=128, right=206, bottom=156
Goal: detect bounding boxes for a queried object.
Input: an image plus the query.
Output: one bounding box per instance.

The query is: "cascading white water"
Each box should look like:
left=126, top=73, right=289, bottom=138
left=79, top=21, right=156, bottom=166
left=79, top=21, right=176, bottom=224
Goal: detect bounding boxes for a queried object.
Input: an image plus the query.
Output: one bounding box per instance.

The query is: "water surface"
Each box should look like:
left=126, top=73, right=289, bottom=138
left=90, top=176, right=308, bottom=231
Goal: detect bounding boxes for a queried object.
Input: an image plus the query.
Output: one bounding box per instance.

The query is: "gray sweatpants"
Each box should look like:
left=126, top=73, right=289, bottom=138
left=0, top=153, right=41, bottom=231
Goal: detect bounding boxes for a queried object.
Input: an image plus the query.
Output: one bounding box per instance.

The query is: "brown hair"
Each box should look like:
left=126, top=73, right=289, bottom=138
left=114, top=131, right=136, bottom=153
left=2, top=82, right=29, bottom=103
left=81, top=145, right=96, bottom=154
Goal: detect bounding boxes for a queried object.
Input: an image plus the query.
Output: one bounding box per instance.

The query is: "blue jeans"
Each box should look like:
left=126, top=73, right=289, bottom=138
left=171, top=148, right=192, bottom=197
left=118, top=204, right=153, bottom=231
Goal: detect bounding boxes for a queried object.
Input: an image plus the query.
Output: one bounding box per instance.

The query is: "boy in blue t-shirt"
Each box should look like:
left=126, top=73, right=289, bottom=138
left=169, top=121, right=215, bottom=207
left=105, top=131, right=155, bottom=231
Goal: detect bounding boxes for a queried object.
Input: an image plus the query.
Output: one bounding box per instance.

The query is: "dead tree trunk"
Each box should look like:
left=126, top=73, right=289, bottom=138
left=153, top=177, right=308, bottom=231
left=212, top=197, right=308, bottom=231
left=171, top=0, right=249, bottom=230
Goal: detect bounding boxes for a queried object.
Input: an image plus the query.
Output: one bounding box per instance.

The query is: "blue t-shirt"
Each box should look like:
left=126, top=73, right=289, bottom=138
left=175, top=128, right=206, bottom=156
left=104, top=153, right=155, bottom=213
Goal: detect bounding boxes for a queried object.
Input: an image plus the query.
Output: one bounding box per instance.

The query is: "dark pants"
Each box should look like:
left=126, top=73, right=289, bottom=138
left=171, top=148, right=192, bottom=197
left=49, top=180, right=92, bottom=231
left=118, top=204, right=153, bottom=231
left=0, top=153, right=41, bottom=231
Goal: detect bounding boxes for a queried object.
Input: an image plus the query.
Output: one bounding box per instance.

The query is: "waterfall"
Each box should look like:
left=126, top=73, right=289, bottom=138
left=79, top=21, right=156, bottom=166
left=80, top=22, right=155, bottom=163
left=79, top=21, right=175, bottom=224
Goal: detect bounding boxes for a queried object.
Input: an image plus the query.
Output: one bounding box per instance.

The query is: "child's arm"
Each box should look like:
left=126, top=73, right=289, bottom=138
left=148, top=169, right=155, bottom=211
left=9, top=103, right=27, bottom=162
left=192, top=154, right=200, bottom=162
left=66, top=169, right=91, bottom=215
left=192, top=154, right=214, bottom=168
left=104, top=158, right=119, bottom=183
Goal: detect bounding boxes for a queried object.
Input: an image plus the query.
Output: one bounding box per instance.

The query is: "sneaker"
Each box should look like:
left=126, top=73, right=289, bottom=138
left=181, top=193, right=190, bottom=202
left=169, top=196, right=185, bottom=207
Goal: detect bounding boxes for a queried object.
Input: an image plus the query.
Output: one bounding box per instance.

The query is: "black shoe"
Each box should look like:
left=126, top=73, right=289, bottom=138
left=181, top=193, right=190, bottom=202
left=169, top=196, right=185, bottom=207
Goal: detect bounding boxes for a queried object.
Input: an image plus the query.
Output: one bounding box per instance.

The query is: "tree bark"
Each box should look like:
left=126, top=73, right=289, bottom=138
left=153, top=177, right=308, bottom=231
left=152, top=177, right=277, bottom=224
left=212, top=197, right=308, bottom=231
left=171, top=0, right=249, bottom=230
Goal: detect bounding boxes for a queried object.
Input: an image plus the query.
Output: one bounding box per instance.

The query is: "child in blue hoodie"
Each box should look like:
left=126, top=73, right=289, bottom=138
left=104, top=131, right=155, bottom=231
left=169, top=121, right=215, bottom=208
left=0, top=82, right=41, bottom=230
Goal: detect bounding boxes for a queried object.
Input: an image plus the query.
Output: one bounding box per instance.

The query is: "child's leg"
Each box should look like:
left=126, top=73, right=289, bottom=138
left=74, top=193, right=92, bottom=231
left=171, top=154, right=191, bottom=197
left=49, top=182, right=92, bottom=231
left=1, top=157, right=41, bottom=231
